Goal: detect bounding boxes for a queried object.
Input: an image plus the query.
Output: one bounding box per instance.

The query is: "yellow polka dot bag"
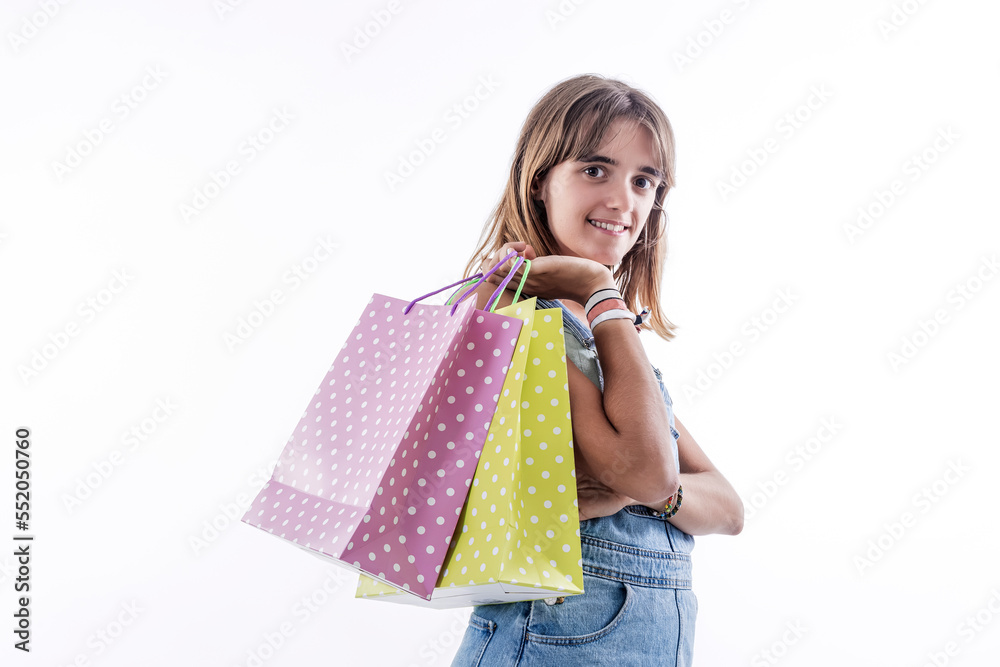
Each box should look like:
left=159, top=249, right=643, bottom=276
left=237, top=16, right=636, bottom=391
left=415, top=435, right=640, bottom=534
left=357, top=293, right=584, bottom=608
left=241, top=256, right=530, bottom=601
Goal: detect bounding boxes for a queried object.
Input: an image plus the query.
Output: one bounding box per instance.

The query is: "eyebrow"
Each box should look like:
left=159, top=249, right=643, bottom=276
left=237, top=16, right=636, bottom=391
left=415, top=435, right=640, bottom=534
left=577, top=154, right=664, bottom=182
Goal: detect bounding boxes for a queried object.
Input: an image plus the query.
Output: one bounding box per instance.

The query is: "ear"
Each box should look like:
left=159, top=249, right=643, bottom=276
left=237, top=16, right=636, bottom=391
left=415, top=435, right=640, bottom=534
left=529, top=170, right=547, bottom=201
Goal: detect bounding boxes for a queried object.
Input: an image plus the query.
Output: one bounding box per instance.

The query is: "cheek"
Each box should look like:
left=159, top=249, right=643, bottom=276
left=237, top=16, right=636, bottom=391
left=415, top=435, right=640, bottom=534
left=625, top=225, right=649, bottom=253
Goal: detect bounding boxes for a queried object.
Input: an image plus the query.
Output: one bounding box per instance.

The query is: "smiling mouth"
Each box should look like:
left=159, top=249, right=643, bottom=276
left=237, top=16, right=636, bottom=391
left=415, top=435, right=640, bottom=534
left=588, top=219, right=627, bottom=233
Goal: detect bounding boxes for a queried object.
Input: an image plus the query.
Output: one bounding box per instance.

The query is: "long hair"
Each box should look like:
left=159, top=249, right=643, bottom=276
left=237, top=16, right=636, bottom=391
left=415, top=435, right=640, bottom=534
left=463, top=73, right=678, bottom=340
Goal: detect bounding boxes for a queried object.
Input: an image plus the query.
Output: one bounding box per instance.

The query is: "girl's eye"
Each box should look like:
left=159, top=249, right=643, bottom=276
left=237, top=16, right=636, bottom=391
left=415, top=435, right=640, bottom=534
left=583, top=165, right=658, bottom=190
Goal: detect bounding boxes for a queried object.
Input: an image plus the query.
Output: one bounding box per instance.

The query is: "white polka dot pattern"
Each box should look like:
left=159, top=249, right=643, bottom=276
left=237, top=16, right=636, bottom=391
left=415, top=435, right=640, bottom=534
left=356, top=302, right=584, bottom=607
left=241, top=294, right=521, bottom=600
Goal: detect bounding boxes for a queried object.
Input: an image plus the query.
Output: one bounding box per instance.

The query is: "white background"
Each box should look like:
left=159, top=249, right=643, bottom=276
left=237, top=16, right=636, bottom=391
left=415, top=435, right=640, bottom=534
left=2, top=1, right=999, bottom=665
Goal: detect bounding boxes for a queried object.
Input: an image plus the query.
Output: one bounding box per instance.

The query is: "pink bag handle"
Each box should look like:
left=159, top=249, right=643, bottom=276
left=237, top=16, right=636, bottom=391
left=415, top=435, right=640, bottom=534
left=404, top=250, right=521, bottom=315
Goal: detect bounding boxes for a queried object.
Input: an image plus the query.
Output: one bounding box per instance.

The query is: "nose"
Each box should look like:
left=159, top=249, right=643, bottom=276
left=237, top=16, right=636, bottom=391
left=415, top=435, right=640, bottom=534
left=603, top=178, right=634, bottom=213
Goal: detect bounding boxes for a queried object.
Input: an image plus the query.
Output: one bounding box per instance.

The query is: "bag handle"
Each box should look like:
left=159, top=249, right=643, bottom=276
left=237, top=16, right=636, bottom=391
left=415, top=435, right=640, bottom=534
left=449, top=255, right=524, bottom=316
left=404, top=250, right=519, bottom=315
left=478, top=256, right=529, bottom=314
left=487, top=257, right=530, bottom=312
left=446, top=257, right=531, bottom=313
left=504, top=258, right=531, bottom=310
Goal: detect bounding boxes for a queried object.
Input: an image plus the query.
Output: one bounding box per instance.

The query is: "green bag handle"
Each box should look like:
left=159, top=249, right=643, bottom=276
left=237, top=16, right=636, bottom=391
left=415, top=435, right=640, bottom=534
left=445, top=256, right=532, bottom=312
left=499, top=258, right=531, bottom=312
left=445, top=278, right=479, bottom=306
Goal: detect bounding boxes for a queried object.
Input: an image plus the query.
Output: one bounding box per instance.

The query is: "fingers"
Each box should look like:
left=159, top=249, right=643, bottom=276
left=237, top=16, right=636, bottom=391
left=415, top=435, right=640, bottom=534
left=495, top=244, right=521, bottom=267
left=483, top=242, right=526, bottom=286
left=492, top=241, right=527, bottom=255
left=479, top=254, right=509, bottom=286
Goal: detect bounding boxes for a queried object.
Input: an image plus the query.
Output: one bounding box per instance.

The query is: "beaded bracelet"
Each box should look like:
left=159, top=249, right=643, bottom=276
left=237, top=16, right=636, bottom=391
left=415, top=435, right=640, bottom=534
left=650, top=485, right=683, bottom=519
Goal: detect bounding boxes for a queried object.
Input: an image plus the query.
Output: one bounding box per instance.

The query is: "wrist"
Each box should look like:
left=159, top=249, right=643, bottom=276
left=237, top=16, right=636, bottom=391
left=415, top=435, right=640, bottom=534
left=573, top=267, right=616, bottom=306
left=649, top=484, right=683, bottom=519
left=582, top=284, right=645, bottom=333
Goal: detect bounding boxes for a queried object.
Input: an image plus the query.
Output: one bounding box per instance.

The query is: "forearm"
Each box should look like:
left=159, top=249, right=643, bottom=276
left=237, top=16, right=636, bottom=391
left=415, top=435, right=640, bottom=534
left=643, top=470, right=744, bottom=536
left=589, top=318, right=678, bottom=501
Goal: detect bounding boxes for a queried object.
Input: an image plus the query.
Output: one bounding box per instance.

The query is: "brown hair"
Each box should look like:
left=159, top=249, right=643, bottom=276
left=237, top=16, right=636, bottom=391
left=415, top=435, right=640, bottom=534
left=463, top=73, right=678, bottom=340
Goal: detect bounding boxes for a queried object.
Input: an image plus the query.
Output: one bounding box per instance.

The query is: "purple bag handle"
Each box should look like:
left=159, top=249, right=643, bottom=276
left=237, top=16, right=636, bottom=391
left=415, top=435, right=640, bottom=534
left=454, top=255, right=524, bottom=316
left=403, top=250, right=520, bottom=315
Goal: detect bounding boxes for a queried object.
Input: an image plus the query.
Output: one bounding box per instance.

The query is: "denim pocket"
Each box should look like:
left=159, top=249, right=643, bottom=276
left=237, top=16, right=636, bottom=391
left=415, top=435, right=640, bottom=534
left=450, top=612, right=496, bottom=667
left=524, top=573, right=633, bottom=646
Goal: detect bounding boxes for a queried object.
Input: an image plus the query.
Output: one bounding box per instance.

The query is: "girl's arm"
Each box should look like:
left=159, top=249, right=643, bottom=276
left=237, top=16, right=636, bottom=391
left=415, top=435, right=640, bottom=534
left=468, top=244, right=741, bottom=531
left=476, top=248, right=680, bottom=503
left=575, top=414, right=744, bottom=535
left=568, top=315, right=680, bottom=505
left=469, top=258, right=678, bottom=505
left=644, top=415, right=744, bottom=536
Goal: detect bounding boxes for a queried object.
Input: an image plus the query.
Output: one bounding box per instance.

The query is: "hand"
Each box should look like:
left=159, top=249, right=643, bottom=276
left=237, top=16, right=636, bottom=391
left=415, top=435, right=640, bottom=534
left=479, top=242, right=615, bottom=305
left=576, top=465, right=636, bottom=521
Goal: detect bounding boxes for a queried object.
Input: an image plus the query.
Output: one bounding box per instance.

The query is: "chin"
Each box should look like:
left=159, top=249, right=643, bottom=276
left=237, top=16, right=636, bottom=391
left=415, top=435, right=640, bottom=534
left=596, top=254, right=623, bottom=267
left=561, top=238, right=631, bottom=267
left=585, top=246, right=629, bottom=267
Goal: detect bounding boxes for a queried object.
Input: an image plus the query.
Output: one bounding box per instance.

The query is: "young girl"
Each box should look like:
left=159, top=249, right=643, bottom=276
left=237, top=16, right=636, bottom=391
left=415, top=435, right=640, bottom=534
left=450, top=74, right=743, bottom=666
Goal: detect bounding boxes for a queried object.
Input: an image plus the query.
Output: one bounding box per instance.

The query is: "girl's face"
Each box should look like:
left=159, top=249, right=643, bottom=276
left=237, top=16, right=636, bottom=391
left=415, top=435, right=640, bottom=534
left=531, top=118, right=662, bottom=267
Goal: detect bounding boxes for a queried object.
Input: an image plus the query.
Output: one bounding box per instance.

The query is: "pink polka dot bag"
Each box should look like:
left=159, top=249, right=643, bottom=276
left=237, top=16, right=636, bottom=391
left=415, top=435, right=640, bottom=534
left=241, top=256, right=527, bottom=600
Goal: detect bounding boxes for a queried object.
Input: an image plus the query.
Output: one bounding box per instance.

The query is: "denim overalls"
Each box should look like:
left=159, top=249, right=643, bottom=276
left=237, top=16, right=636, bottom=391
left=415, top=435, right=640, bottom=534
left=451, top=299, right=697, bottom=667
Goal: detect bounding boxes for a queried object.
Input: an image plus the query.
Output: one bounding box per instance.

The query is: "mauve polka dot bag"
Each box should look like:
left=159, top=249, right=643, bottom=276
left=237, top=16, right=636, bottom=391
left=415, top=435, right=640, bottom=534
left=241, top=277, right=524, bottom=601
left=355, top=299, right=584, bottom=608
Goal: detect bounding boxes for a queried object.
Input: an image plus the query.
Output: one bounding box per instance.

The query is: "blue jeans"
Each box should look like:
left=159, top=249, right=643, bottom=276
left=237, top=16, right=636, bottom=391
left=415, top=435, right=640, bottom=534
left=450, top=508, right=697, bottom=666
left=451, top=299, right=697, bottom=666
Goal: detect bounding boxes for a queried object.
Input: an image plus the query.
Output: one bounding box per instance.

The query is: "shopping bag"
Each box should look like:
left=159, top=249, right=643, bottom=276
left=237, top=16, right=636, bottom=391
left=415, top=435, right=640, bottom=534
left=241, top=254, right=528, bottom=600
left=356, top=301, right=584, bottom=607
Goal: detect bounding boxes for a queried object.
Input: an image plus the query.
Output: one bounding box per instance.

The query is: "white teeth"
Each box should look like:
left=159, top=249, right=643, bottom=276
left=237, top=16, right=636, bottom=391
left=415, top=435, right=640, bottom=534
left=589, top=220, right=625, bottom=232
